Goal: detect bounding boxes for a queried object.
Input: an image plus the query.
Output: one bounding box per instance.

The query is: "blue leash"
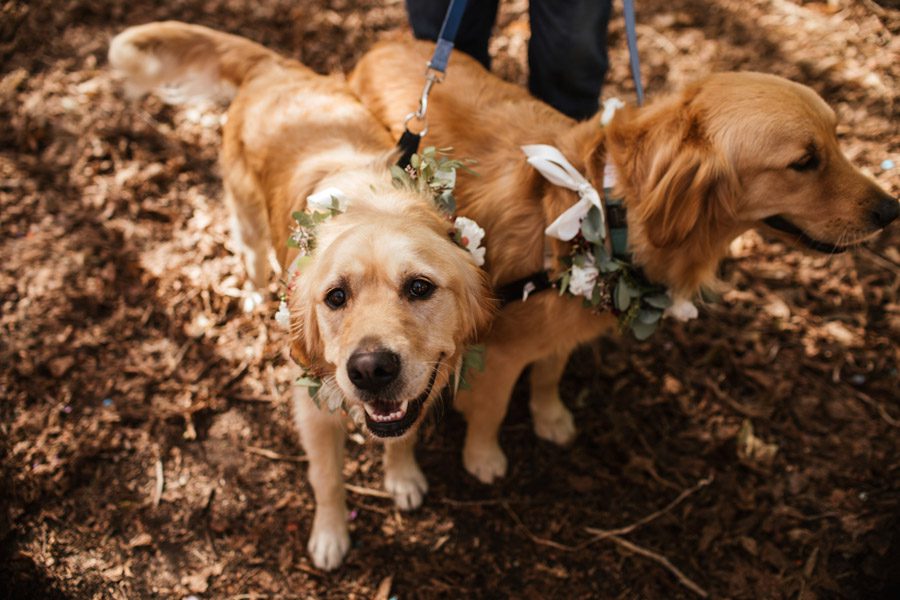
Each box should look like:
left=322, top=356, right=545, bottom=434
left=429, top=0, right=468, bottom=74
left=397, top=0, right=644, bottom=167
left=397, top=0, right=469, bottom=167
left=622, top=0, right=644, bottom=106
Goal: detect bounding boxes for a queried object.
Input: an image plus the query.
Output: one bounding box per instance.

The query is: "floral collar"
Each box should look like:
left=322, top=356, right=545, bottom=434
left=520, top=99, right=697, bottom=339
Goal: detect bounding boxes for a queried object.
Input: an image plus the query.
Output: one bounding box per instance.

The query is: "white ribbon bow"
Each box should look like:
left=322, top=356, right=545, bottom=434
left=522, top=144, right=605, bottom=242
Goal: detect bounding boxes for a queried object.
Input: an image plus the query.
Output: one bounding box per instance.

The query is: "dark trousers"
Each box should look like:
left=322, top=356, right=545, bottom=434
left=405, top=0, right=612, bottom=120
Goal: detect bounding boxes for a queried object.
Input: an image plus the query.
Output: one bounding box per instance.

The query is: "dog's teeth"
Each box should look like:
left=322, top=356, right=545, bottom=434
left=362, top=401, right=409, bottom=423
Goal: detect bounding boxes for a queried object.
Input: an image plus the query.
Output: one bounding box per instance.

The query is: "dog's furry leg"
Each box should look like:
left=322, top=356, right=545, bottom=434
left=383, top=433, right=428, bottom=510
left=529, top=351, right=576, bottom=445
left=292, top=385, right=349, bottom=571
left=222, top=183, right=271, bottom=311
left=454, top=349, right=528, bottom=484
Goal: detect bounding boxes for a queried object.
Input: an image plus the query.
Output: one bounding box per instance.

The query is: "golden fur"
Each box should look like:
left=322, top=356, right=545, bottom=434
left=109, top=23, right=492, bottom=571
left=349, top=40, right=898, bottom=483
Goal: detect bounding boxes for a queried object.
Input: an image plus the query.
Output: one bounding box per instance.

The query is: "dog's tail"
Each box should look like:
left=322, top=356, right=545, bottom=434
left=108, top=21, right=280, bottom=103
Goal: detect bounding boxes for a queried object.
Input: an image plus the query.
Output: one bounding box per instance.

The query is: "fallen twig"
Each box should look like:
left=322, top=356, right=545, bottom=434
left=344, top=483, right=393, bottom=499
left=503, top=475, right=714, bottom=598
left=851, top=389, right=900, bottom=428
left=606, top=534, right=709, bottom=598
left=502, top=503, right=579, bottom=552
left=585, top=474, right=714, bottom=540
left=243, top=446, right=308, bottom=463
left=153, top=459, right=164, bottom=507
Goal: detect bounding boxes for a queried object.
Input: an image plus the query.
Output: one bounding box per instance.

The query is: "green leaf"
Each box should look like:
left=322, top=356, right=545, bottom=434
left=631, top=319, right=658, bottom=340
left=637, top=308, right=662, bottom=324
left=614, top=279, right=633, bottom=311
left=410, top=153, right=420, bottom=169
left=296, top=375, right=320, bottom=389
left=558, top=271, right=570, bottom=296
left=458, top=344, right=487, bottom=390
left=462, top=344, right=486, bottom=373
left=390, top=165, right=411, bottom=188
left=590, top=283, right=602, bottom=306
left=293, top=255, right=313, bottom=272
left=581, top=205, right=604, bottom=243
left=296, top=375, right=323, bottom=407
left=644, top=293, right=673, bottom=309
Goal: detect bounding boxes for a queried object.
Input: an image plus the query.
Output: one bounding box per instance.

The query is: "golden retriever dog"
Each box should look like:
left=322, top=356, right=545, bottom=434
left=109, top=24, right=492, bottom=570
left=350, top=40, right=898, bottom=484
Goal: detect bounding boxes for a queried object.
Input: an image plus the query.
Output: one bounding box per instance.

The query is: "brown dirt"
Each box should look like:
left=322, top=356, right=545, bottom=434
left=1, top=0, right=898, bottom=598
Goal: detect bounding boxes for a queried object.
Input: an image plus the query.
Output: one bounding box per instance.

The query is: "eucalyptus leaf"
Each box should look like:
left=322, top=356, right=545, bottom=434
left=637, top=308, right=662, bottom=324
left=614, top=280, right=632, bottom=311
left=631, top=319, right=658, bottom=340
left=644, top=293, right=673, bottom=309
left=293, top=255, right=313, bottom=272
left=591, top=283, right=602, bottom=306
left=581, top=205, right=604, bottom=243
left=558, top=271, right=570, bottom=296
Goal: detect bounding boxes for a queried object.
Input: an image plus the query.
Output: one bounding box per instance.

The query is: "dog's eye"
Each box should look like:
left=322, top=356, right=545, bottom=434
left=788, top=151, right=820, bottom=172
left=406, top=278, right=435, bottom=300
left=324, top=287, right=347, bottom=309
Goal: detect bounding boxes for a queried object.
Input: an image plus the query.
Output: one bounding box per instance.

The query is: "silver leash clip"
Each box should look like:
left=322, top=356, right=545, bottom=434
left=402, top=67, right=445, bottom=136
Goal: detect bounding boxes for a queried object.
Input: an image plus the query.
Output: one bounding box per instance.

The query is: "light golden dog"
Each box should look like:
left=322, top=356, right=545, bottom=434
left=109, top=24, right=492, bottom=570
left=350, top=41, right=898, bottom=483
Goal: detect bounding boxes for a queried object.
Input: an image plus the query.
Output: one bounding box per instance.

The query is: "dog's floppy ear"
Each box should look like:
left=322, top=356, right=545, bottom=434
left=453, top=255, right=496, bottom=345
left=608, top=101, right=739, bottom=249
left=289, top=276, right=325, bottom=373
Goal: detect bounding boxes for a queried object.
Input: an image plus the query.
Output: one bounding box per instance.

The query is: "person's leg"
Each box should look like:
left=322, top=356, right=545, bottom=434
left=528, top=0, right=612, bottom=120
left=405, top=0, right=500, bottom=69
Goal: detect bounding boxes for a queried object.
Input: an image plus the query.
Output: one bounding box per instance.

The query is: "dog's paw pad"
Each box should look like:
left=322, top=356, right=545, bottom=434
left=533, top=406, right=577, bottom=446
left=384, top=465, right=428, bottom=511
left=463, top=443, right=507, bottom=484
left=307, top=520, right=350, bottom=571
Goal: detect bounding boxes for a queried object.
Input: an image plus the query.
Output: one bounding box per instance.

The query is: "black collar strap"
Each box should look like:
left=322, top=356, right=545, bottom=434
left=395, top=129, right=422, bottom=169
left=497, top=174, right=632, bottom=307
left=495, top=271, right=554, bottom=306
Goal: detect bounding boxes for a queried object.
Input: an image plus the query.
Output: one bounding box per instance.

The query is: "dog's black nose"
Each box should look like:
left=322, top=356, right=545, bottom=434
left=347, top=350, right=401, bottom=392
left=871, top=197, right=899, bottom=228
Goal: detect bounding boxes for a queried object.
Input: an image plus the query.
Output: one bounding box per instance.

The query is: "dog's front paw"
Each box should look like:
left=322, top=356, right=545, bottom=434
left=532, top=403, right=576, bottom=446
left=307, top=510, right=350, bottom=571
left=463, top=441, right=507, bottom=484
left=384, top=462, right=428, bottom=510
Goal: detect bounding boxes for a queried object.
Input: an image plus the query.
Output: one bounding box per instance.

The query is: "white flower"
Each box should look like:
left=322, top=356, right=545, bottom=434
left=568, top=256, right=599, bottom=300
left=274, top=299, right=291, bottom=329
left=306, top=187, right=349, bottom=213
left=454, top=216, right=486, bottom=266
left=665, top=296, right=699, bottom=321
left=431, top=166, right=456, bottom=191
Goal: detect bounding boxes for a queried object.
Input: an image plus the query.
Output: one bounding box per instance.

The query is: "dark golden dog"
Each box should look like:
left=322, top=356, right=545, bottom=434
left=350, top=40, right=898, bottom=483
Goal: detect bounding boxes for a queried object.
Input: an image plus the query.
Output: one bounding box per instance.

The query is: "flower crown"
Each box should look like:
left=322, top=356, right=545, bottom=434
left=275, top=148, right=487, bottom=411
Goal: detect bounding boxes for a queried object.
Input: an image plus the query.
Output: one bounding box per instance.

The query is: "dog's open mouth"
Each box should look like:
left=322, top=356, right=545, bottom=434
left=763, top=215, right=850, bottom=254
left=362, top=358, right=442, bottom=438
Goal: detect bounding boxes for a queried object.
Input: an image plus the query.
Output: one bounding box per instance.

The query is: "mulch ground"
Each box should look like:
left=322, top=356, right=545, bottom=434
left=1, top=0, right=898, bottom=598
